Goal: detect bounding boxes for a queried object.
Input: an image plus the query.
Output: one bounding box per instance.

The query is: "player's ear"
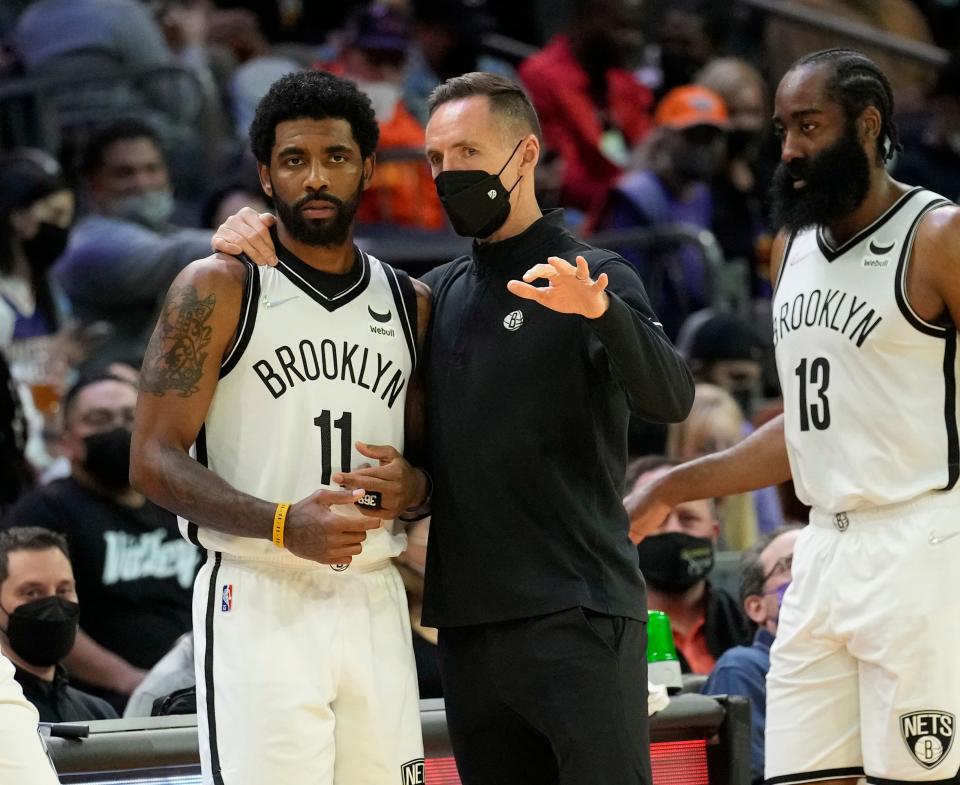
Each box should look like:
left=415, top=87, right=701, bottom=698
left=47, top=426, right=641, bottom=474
left=258, top=163, right=272, bottom=198
left=362, top=154, right=376, bottom=191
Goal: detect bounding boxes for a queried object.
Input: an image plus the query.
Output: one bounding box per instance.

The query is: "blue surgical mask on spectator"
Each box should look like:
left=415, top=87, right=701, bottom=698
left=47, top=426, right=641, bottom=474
left=105, top=188, right=174, bottom=230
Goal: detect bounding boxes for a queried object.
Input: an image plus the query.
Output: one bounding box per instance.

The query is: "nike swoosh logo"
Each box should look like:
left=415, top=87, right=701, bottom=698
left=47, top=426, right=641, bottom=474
left=368, top=306, right=392, bottom=323
left=928, top=530, right=960, bottom=545
left=868, top=239, right=895, bottom=254
left=262, top=295, right=299, bottom=308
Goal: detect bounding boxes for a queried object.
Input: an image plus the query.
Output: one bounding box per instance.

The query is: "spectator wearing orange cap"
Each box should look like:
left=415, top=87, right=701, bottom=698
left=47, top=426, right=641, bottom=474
left=591, top=85, right=729, bottom=337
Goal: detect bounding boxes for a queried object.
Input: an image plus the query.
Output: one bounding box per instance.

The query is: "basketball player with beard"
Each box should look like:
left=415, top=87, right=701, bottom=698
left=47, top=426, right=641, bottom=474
left=627, top=48, right=960, bottom=785
left=130, top=71, right=430, bottom=785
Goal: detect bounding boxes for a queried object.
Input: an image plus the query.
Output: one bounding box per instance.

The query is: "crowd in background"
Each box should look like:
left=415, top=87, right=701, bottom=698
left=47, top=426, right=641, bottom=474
left=0, top=2, right=958, bottom=777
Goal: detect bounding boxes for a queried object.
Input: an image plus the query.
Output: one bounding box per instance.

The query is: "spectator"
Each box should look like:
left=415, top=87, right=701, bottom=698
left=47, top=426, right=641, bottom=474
left=327, top=3, right=446, bottom=232
left=12, top=0, right=176, bottom=76
left=593, top=85, right=729, bottom=337
left=0, top=149, right=80, bottom=470
left=627, top=455, right=751, bottom=674
left=53, top=119, right=211, bottom=365
left=0, top=351, right=32, bottom=514
left=200, top=181, right=269, bottom=230
left=666, top=383, right=760, bottom=549
left=650, top=0, right=729, bottom=98
left=405, top=0, right=517, bottom=126
left=519, top=0, right=653, bottom=215
left=675, top=311, right=765, bottom=419
left=703, top=525, right=801, bottom=784
left=893, top=53, right=960, bottom=203
left=0, top=526, right=117, bottom=722
left=695, top=58, right=776, bottom=296
left=3, top=374, right=199, bottom=708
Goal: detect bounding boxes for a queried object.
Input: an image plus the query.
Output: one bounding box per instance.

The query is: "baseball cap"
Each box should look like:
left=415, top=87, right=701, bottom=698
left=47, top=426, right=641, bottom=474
left=654, top=85, right=729, bottom=130
left=684, top=312, right=763, bottom=363
left=347, top=4, right=411, bottom=53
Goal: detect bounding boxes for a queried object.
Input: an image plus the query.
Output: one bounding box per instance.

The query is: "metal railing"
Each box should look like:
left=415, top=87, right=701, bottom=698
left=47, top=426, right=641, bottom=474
left=46, top=694, right=751, bottom=785
left=738, top=0, right=949, bottom=68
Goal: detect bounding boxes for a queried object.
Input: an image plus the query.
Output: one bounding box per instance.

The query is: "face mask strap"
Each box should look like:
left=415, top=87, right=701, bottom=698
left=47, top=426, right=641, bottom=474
left=498, top=138, right=527, bottom=195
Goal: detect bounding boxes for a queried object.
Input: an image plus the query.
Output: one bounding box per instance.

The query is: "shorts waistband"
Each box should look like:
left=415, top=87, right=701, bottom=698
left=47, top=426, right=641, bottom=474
left=810, top=490, right=960, bottom=530
left=213, top=550, right=394, bottom=574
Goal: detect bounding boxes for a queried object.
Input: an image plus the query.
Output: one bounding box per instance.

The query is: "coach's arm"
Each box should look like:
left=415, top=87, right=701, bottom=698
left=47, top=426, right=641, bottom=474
left=130, top=255, right=376, bottom=566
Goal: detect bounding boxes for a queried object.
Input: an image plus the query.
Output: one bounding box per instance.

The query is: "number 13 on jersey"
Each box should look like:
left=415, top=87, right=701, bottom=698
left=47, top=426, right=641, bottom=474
left=795, top=357, right=832, bottom=431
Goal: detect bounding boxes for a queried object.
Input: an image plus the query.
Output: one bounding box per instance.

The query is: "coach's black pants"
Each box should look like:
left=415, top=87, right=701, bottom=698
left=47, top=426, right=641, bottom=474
left=437, top=607, right=652, bottom=785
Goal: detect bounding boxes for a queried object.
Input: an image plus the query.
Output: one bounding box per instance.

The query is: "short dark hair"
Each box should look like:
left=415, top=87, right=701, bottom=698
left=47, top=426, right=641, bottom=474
left=427, top=72, right=542, bottom=143
left=81, top=118, right=164, bottom=178
left=624, top=455, right=678, bottom=494
left=738, top=524, right=803, bottom=604
left=792, top=48, right=901, bottom=163
left=249, top=70, right=379, bottom=165
left=0, top=527, right=70, bottom=585
left=62, top=373, right=138, bottom=422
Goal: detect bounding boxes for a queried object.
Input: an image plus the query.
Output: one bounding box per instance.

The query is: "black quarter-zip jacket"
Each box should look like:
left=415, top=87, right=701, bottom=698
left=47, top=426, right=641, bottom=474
left=420, top=210, right=695, bottom=628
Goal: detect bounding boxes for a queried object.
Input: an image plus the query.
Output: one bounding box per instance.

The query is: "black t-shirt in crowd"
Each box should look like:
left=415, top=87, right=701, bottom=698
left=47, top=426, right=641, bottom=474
left=14, top=665, right=118, bottom=723
left=419, top=210, right=694, bottom=628
left=3, top=477, right=199, bottom=670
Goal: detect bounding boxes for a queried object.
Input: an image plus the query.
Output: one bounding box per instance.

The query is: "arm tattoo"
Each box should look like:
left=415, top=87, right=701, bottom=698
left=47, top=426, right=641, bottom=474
left=140, top=284, right=216, bottom=397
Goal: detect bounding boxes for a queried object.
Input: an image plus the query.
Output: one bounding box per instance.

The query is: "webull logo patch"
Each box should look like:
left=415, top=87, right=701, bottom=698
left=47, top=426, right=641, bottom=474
left=900, top=711, right=954, bottom=769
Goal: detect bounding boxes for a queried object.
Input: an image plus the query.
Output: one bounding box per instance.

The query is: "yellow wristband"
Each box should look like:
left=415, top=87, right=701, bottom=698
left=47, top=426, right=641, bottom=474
left=272, top=503, right=290, bottom=549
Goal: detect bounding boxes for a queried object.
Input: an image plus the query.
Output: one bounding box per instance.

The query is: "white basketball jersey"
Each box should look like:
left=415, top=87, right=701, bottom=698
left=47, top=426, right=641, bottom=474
left=774, top=187, right=958, bottom=513
left=179, top=249, right=417, bottom=566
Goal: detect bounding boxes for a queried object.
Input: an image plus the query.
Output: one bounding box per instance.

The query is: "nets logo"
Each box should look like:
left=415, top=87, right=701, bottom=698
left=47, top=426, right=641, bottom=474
left=221, top=584, right=233, bottom=612
left=900, top=710, right=954, bottom=769
left=503, top=310, right=524, bottom=331
left=400, top=758, right=424, bottom=784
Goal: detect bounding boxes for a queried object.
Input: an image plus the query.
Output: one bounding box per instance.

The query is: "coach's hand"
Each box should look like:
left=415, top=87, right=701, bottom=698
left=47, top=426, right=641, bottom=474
left=333, top=442, right=429, bottom=520
left=284, top=488, right=382, bottom=565
left=211, top=206, right=279, bottom=267
left=506, top=255, right=609, bottom=319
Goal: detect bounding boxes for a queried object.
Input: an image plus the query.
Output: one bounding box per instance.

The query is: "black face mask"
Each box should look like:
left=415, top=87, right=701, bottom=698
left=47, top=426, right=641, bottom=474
left=82, top=427, right=132, bottom=492
left=637, top=531, right=715, bottom=593
left=1, top=596, right=79, bottom=667
left=22, top=221, right=69, bottom=271
left=727, top=129, right=762, bottom=161
left=435, top=138, right=524, bottom=239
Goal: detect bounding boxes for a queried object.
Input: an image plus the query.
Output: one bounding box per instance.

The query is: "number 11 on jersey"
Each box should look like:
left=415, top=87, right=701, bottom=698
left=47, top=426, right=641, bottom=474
left=314, top=410, right=353, bottom=484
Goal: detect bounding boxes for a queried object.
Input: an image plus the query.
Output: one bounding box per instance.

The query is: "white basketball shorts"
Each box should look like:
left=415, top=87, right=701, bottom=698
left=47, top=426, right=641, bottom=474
left=765, top=491, right=960, bottom=783
left=193, top=552, right=424, bottom=785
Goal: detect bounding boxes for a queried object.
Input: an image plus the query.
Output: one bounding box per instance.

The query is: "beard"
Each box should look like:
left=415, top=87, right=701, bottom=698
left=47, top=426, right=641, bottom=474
left=769, top=124, right=872, bottom=234
left=272, top=178, right=363, bottom=247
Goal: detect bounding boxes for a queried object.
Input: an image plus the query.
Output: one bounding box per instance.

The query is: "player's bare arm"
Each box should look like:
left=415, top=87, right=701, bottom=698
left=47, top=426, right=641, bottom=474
left=906, top=204, right=960, bottom=326
left=625, top=230, right=794, bottom=543
left=131, top=256, right=378, bottom=565
left=332, top=280, right=433, bottom=519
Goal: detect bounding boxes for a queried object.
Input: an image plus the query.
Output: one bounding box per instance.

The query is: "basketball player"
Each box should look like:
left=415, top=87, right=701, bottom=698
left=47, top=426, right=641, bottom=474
left=0, top=652, right=59, bottom=785
left=627, top=49, right=960, bottom=785
left=130, top=71, right=430, bottom=785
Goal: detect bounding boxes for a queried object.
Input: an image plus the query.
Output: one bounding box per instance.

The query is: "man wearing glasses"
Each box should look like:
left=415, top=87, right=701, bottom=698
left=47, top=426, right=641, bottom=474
left=703, top=525, right=802, bottom=785
left=3, top=374, right=200, bottom=710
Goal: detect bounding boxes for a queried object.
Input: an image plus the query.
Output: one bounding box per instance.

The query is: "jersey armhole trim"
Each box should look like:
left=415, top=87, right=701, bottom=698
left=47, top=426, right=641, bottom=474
left=773, top=231, right=796, bottom=294
left=185, top=425, right=208, bottom=546
left=384, top=264, right=417, bottom=370
left=942, top=330, right=959, bottom=490
left=894, top=199, right=952, bottom=338
left=219, top=262, right=260, bottom=378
